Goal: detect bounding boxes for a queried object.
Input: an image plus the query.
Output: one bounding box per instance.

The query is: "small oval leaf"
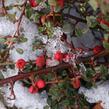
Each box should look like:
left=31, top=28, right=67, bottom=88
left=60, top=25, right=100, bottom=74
left=16, top=48, right=24, bottom=54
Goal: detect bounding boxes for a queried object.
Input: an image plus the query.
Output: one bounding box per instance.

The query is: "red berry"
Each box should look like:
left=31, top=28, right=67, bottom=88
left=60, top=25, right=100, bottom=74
left=35, top=79, right=46, bottom=89
left=93, top=45, right=104, bottom=54
left=71, top=78, right=81, bottom=89
left=96, top=18, right=102, bottom=23
left=16, top=59, right=26, bottom=70
left=57, top=0, right=64, bottom=8
left=36, top=55, right=45, bottom=68
left=28, top=85, right=38, bottom=94
left=89, top=58, right=95, bottom=65
left=97, top=18, right=109, bottom=27
left=29, top=0, right=38, bottom=7
left=104, top=0, right=109, bottom=4
left=54, top=51, right=63, bottom=61
left=101, top=19, right=109, bottom=27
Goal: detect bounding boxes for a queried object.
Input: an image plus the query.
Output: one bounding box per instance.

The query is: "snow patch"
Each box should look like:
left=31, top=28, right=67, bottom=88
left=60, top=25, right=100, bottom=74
left=79, top=81, right=109, bottom=109
left=0, top=18, right=16, bottom=37
left=0, top=101, right=6, bottom=109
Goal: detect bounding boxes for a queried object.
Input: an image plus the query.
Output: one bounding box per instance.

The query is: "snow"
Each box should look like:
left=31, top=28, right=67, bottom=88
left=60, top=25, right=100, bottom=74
left=44, top=27, right=69, bottom=54
left=4, top=0, right=24, bottom=6
left=0, top=18, right=16, bottom=37
left=79, top=81, right=109, bottom=109
left=2, top=81, right=48, bottom=109
left=0, top=101, right=6, bottom=109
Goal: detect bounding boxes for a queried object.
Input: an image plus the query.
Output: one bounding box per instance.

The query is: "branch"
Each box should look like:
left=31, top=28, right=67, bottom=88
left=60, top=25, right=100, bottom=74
left=1, top=0, right=7, bottom=14
left=0, top=63, right=72, bottom=86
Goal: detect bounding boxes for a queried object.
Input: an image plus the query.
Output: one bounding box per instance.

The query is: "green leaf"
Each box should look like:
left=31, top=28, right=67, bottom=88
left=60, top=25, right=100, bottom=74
left=88, top=0, right=98, bottom=11
left=26, top=6, right=32, bottom=19
left=32, top=14, right=40, bottom=23
left=75, top=28, right=83, bottom=37
left=0, top=72, right=4, bottom=79
left=6, top=14, right=16, bottom=22
left=86, top=16, right=98, bottom=28
left=97, top=0, right=109, bottom=15
left=7, top=38, right=17, bottom=43
left=85, top=68, right=95, bottom=79
left=42, top=73, right=53, bottom=81
left=44, top=105, right=50, bottom=109
left=100, top=24, right=109, bottom=32
left=48, top=0, right=57, bottom=6
left=19, top=37, right=28, bottom=43
left=84, top=82, right=93, bottom=88
left=104, top=34, right=109, bottom=41
left=37, top=0, right=42, bottom=3
left=100, top=65, right=108, bottom=75
left=103, top=41, right=109, bottom=50
left=16, top=48, right=24, bottom=54
left=38, top=27, right=45, bottom=33
left=41, top=2, right=48, bottom=8
left=0, top=38, right=6, bottom=43
left=54, top=5, right=61, bottom=12
left=24, top=64, right=33, bottom=72
left=49, top=85, right=61, bottom=100
left=62, top=99, right=70, bottom=106
left=61, top=70, right=68, bottom=77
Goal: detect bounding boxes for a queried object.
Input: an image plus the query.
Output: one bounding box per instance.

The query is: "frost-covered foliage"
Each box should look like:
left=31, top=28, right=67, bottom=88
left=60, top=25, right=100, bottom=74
left=0, top=101, right=6, bottom=109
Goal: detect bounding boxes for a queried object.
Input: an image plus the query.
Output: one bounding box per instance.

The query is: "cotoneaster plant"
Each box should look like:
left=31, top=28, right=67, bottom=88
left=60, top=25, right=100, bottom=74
left=0, top=0, right=109, bottom=109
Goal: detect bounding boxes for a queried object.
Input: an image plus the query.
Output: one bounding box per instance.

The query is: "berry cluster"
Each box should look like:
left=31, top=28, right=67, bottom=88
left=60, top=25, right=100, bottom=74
left=29, top=79, right=46, bottom=94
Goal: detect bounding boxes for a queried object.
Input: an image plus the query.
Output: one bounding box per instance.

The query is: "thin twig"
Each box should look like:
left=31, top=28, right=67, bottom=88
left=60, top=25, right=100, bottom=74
left=7, top=0, right=28, bottom=48
left=1, top=0, right=28, bottom=64
left=1, top=0, right=7, bottom=14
